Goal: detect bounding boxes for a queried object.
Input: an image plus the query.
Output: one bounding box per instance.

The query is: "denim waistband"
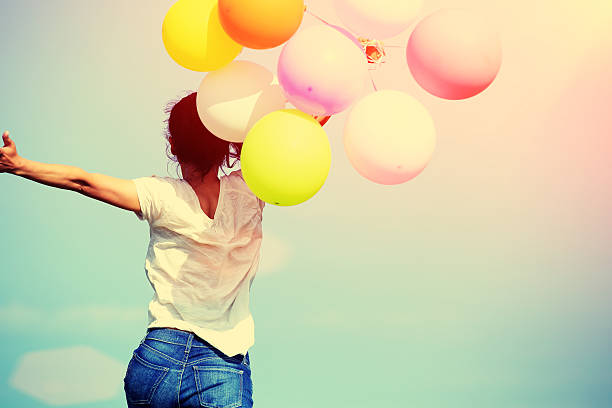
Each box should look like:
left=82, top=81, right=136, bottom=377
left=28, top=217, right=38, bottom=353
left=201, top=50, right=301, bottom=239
left=145, top=327, right=195, bottom=345
left=144, top=327, right=245, bottom=360
left=142, top=327, right=249, bottom=367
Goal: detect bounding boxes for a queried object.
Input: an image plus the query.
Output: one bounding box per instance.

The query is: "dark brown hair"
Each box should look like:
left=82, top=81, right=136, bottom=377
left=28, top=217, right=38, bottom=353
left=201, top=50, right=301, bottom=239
left=163, top=91, right=242, bottom=180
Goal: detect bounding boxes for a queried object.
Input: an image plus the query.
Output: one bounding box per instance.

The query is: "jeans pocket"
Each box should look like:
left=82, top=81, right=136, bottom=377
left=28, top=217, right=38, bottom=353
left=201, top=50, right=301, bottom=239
left=193, top=366, right=243, bottom=408
left=124, top=352, right=169, bottom=405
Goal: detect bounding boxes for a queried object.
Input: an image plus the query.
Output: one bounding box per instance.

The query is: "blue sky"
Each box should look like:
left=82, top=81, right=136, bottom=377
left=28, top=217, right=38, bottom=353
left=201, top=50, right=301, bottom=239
left=1, top=1, right=612, bottom=407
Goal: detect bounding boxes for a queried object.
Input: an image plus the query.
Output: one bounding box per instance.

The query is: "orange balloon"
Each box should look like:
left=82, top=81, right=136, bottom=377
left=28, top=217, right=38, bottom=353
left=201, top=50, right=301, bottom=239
left=218, top=0, right=305, bottom=49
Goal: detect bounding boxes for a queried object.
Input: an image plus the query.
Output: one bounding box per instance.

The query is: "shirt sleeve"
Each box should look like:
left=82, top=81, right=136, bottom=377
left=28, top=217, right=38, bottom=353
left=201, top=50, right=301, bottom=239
left=234, top=169, right=266, bottom=213
left=131, top=175, right=167, bottom=224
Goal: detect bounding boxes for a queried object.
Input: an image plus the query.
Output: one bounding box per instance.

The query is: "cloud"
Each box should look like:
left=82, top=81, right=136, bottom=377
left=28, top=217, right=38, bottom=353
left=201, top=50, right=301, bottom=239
left=0, top=303, right=145, bottom=333
left=258, top=231, right=294, bottom=276
left=9, top=346, right=125, bottom=405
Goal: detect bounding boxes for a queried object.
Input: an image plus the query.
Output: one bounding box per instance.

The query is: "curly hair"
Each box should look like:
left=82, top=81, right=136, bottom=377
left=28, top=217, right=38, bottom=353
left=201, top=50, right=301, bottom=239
left=163, top=91, right=242, bottom=180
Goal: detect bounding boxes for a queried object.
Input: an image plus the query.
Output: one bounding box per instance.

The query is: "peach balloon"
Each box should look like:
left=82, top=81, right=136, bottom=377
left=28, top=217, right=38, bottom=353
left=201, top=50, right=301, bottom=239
left=278, top=24, right=370, bottom=116
left=333, top=0, right=423, bottom=40
left=196, top=60, right=287, bottom=143
left=218, top=0, right=305, bottom=49
left=406, top=8, right=503, bottom=100
left=344, top=90, right=436, bottom=185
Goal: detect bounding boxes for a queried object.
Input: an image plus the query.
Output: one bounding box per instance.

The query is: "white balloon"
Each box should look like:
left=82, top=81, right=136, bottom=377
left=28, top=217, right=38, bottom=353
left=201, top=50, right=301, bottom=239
left=344, top=90, right=436, bottom=185
left=196, top=60, right=287, bottom=143
left=333, top=0, right=423, bottom=40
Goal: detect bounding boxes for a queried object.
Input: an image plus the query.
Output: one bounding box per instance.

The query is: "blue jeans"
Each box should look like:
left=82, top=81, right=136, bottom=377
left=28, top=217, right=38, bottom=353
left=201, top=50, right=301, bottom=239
left=123, top=327, right=253, bottom=408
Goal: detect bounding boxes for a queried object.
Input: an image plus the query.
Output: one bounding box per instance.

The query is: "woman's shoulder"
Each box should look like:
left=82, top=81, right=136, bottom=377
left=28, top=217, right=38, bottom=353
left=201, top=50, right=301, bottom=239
left=227, top=168, right=243, bottom=178
left=140, top=175, right=184, bottom=197
left=224, top=169, right=245, bottom=186
left=148, top=175, right=181, bottom=184
left=226, top=169, right=266, bottom=211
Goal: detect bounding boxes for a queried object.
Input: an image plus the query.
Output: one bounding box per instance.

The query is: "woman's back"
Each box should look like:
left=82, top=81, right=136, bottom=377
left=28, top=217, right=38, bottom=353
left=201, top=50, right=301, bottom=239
left=131, top=168, right=265, bottom=358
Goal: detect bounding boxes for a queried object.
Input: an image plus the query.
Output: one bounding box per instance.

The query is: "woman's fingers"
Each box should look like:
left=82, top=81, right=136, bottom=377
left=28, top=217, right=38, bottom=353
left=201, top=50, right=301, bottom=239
left=2, top=131, right=13, bottom=149
left=2, top=130, right=15, bottom=152
left=0, top=131, right=21, bottom=174
left=0, top=130, right=19, bottom=168
left=1, top=131, right=6, bottom=156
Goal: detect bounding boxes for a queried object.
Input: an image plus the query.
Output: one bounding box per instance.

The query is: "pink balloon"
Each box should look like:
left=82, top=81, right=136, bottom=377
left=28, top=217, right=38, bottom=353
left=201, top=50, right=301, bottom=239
left=327, top=23, right=364, bottom=52
left=278, top=25, right=370, bottom=116
left=406, top=8, right=503, bottom=100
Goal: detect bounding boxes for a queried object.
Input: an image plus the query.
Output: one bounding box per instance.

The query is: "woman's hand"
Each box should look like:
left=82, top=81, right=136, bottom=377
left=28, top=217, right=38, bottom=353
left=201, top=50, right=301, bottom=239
left=0, top=131, right=23, bottom=174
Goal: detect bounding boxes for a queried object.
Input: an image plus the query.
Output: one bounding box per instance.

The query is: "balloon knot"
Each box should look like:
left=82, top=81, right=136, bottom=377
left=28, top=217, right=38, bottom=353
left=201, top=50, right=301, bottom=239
left=357, top=37, right=387, bottom=65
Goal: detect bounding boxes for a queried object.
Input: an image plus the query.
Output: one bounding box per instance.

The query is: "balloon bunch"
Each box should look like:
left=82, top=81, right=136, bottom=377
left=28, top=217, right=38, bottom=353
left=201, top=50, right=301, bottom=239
left=161, top=0, right=502, bottom=206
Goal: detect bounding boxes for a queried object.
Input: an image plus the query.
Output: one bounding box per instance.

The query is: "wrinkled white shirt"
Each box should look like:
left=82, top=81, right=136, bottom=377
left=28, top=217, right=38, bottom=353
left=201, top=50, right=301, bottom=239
left=131, top=169, right=264, bottom=358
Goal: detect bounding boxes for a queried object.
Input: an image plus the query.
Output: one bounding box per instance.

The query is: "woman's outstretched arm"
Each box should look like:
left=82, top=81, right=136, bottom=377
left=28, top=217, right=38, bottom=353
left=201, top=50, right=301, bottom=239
left=1, top=130, right=141, bottom=213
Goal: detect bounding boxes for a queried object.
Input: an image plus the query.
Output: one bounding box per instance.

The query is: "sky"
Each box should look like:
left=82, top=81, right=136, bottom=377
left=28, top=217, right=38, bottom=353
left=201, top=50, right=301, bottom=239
left=1, top=0, right=611, bottom=407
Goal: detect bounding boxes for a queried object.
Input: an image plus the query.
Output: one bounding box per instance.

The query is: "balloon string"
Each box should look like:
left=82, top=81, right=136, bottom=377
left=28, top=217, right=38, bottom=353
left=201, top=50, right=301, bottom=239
left=304, top=8, right=335, bottom=28
left=304, top=8, right=404, bottom=49
left=368, top=71, right=378, bottom=92
left=305, top=6, right=380, bottom=91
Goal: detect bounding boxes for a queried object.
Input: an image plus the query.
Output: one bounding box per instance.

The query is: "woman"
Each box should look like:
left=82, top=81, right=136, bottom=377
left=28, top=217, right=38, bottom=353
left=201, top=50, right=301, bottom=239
left=1, top=91, right=331, bottom=407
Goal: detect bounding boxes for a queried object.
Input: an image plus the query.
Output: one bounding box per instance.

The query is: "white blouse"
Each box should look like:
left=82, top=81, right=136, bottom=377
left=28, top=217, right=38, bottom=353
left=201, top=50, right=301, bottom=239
left=131, top=169, right=265, bottom=358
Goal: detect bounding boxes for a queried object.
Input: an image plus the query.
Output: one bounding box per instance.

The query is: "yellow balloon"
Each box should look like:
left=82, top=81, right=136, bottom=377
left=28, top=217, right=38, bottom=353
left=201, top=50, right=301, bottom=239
left=162, top=0, right=243, bottom=72
left=241, top=109, right=331, bottom=207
